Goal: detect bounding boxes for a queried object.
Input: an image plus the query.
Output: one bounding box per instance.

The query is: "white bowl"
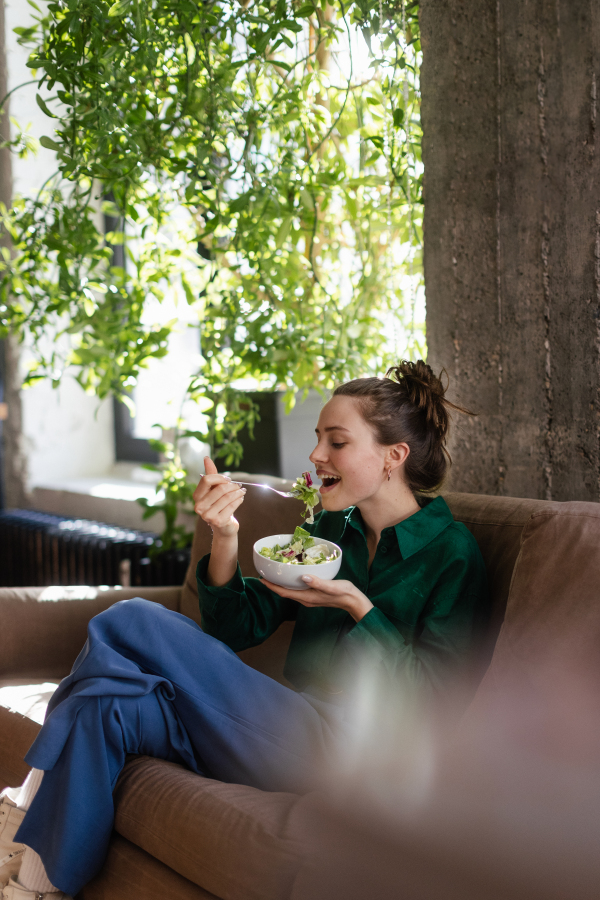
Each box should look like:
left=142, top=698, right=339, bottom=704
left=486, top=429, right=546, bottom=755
left=253, top=533, right=342, bottom=591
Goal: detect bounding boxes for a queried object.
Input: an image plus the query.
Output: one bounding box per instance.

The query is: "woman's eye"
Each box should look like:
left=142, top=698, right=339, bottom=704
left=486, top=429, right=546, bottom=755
left=332, top=442, right=345, bottom=449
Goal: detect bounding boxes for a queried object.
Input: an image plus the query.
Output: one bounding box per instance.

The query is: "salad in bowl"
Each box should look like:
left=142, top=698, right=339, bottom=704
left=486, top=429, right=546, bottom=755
left=253, top=526, right=342, bottom=591
left=259, top=526, right=338, bottom=566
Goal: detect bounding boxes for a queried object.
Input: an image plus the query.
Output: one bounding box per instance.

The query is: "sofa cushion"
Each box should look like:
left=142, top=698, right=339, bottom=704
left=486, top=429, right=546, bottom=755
left=461, top=502, right=600, bottom=749
left=78, top=832, right=220, bottom=900
left=114, top=756, right=306, bottom=900
left=0, top=586, right=182, bottom=682
left=475, top=503, right=600, bottom=687
left=443, top=492, right=552, bottom=636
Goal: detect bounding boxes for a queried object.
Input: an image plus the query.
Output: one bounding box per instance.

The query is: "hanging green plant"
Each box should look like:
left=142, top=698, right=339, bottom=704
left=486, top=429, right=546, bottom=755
left=0, top=0, right=423, bottom=550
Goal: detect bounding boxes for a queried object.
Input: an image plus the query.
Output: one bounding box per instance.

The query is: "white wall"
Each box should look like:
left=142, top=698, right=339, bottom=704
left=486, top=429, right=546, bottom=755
left=277, top=389, right=328, bottom=481
left=20, top=377, right=114, bottom=487
left=6, top=1, right=115, bottom=489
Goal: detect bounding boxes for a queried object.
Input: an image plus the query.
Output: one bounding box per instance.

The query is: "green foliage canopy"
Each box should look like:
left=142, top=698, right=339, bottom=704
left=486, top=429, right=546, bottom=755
left=0, top=0, right=422, bottom=547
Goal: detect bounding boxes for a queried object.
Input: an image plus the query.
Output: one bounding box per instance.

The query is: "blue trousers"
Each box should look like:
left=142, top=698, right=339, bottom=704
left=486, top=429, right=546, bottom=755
left=14, top=599, right=348, bottom=895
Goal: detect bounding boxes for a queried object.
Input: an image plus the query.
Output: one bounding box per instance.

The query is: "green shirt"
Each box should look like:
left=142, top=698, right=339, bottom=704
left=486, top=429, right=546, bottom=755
left=196, top=496, right=488, bottom=697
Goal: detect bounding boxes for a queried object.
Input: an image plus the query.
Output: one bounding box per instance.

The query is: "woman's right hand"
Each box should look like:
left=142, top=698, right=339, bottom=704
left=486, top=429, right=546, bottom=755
left=193, top=457, right=246, bottom=538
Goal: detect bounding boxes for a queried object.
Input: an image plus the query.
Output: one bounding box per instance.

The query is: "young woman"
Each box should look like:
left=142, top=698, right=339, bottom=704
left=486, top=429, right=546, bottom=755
left=0, top=361, right=487, bottom=900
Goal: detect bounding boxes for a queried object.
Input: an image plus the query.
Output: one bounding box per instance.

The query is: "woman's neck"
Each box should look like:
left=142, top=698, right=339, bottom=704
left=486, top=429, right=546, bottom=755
left=357, top=482, right=421, bottom=544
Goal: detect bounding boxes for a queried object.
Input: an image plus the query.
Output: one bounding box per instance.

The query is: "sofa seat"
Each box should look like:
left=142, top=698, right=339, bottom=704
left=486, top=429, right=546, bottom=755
left=80, top=834, right=221, bottom=900
left=111, top=757, right=307, bottom=900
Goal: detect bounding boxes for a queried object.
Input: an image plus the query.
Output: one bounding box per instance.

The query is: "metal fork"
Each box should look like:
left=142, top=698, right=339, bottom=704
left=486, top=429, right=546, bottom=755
left=200, top=475, right=298, bottom=498
left=230, top=480, right=297, bottom=498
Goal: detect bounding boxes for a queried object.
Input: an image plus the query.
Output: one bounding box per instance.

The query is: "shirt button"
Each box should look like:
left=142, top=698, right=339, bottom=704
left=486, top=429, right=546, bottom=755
left=380, top=545, right=388, bottom=554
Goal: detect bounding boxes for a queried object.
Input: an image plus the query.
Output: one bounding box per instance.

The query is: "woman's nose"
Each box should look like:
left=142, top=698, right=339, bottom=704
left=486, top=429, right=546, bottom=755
left=309, top=445, right=326, bottom=465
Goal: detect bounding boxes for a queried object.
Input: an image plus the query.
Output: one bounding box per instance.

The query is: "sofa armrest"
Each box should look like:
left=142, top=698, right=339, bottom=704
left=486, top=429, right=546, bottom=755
left=0, top=586, right=182, bottom=682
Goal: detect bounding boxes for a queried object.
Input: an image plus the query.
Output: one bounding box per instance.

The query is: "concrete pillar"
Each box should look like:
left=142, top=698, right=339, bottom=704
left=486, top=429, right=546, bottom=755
left=421, top=0, right=600, bottom=501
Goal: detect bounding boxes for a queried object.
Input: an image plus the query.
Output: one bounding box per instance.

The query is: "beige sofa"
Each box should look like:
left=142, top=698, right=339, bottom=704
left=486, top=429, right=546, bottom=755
left=1, top=489, right=600, bottom=900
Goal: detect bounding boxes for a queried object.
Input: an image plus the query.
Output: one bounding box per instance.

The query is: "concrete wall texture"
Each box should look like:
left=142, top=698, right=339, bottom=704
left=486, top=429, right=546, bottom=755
left=421, top=0, right=600, bottom=501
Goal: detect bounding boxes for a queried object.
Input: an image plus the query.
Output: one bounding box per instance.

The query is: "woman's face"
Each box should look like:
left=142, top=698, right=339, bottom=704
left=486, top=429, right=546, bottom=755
left=309, top=395, right=391, bottom=511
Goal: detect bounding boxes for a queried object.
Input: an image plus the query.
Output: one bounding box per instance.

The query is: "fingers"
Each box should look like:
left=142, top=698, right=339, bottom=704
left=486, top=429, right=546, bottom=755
left=205, top=493, right=246, bottom=531
left=260, top=578, right=293, bottom=595
left=210, top=487, right=247, bottom=519
left=259, top=579, right=320, bottom=602
left=299, top=574, right=341, bottom=592
left=193, top=457, right=233, bottom=507
left=193, top=478, right=236, bottom=512
left=196, top=486, right=246, bottom=527
left=204, top=456, right=218, bottom=475
left=259, top=577, right=350, bottom=610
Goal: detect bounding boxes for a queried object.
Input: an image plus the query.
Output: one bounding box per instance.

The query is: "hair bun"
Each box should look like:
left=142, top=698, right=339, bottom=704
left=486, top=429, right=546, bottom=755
left=333, top=358, right=474, bottom=493
left=385, top=360, right=449, bottom=436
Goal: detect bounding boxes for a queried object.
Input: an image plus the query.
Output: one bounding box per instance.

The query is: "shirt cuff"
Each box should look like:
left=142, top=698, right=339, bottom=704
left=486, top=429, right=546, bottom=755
left=344, top=606, right=405, bottom=659
left=196, top=553, right=245, bottom=598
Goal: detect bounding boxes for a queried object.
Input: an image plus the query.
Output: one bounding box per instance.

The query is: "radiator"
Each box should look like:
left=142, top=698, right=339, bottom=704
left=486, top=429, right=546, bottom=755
left=0, top=509, right=191, bottom=588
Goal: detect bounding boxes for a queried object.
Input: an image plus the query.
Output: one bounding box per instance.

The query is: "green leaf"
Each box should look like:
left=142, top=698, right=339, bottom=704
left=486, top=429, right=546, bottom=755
left=268, top=59, right=292, bottom=72
left=120, top=394, right=136, bottom=417
left=26, top=56, right=48, bottom=69
left=182, top=428, right=211, bottom=439
left=35, top=94, right=57, bottom=118
left=393, top=108, right=404, bottom=127
left=229, top=193, right=251, bottom=213
left=276, top=215, right=293, bottom=247
left=107, top=0, right=131, bottom=16
left=295, top=5, right=315, bottom=17
left=39, top=135, right=61, bottom=151
left=282, top=19, right=303, bottom=32
left=181, top=274, right=196, bottom=305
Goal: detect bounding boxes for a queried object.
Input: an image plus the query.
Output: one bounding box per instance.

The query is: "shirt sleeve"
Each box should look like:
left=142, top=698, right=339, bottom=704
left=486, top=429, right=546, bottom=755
left=340, top=545, right=488, bottom=697
left=196, top=553, right=297, bottom=652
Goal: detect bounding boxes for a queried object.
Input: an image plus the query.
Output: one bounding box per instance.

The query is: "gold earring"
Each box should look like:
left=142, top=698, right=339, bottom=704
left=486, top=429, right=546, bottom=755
left=387, top=468, right=391, bottom=481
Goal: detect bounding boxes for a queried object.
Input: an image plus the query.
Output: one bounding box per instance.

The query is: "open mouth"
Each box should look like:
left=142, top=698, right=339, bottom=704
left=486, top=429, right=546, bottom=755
left=320, top=475, right=341, bottom=493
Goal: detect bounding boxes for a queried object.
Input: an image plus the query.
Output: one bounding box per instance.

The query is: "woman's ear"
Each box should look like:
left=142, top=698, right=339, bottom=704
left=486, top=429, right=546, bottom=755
left=386, top=442, right=411, bottom=471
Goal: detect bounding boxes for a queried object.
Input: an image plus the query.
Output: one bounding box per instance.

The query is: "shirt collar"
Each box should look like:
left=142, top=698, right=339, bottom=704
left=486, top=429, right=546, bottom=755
left=341, top=495, right=454, bottom=559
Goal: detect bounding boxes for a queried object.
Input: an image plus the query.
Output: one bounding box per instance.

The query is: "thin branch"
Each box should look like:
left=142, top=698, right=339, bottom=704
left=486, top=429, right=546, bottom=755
left=0, top=79, right=38, bottom=112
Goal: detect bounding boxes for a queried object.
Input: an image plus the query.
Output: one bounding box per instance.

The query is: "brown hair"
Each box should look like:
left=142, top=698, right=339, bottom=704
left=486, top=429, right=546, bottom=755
left=332, top=360, right=474, bottom=493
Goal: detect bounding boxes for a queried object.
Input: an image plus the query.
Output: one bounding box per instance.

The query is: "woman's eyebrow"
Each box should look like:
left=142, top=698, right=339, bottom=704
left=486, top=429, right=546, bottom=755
left=314, top=426, right=350, bottom=433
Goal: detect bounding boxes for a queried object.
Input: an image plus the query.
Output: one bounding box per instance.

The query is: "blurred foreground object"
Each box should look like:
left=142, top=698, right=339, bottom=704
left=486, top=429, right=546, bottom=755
left=292, top=661, right=600, bottom=900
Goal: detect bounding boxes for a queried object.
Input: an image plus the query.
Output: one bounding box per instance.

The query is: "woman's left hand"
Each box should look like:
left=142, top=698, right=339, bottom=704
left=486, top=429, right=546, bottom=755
left=259, top=575, right=374, bottom=622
